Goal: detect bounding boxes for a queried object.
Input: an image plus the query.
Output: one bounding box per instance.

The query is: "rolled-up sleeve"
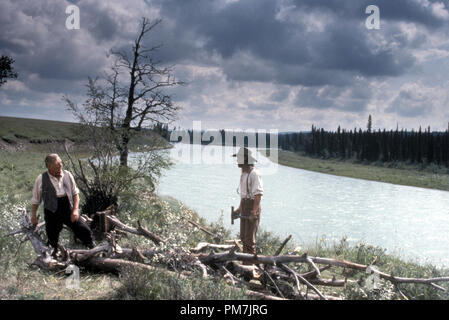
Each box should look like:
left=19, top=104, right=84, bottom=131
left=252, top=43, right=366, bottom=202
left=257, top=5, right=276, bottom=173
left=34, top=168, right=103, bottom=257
left=250, top=170, right=264, bottom=197
left=67, top=171, right=79, bottom=195
left=31, top=174, right=42, bottom=205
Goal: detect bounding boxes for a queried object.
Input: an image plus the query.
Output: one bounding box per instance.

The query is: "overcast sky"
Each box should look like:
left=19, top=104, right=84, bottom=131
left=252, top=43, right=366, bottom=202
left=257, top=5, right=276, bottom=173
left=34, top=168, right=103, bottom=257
left=1, top=0, right=449, bottom=132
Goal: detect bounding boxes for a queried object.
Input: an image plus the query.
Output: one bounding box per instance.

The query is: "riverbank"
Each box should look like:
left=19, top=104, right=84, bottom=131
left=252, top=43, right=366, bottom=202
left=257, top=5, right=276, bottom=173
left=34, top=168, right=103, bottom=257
left=162, top=141, right=449, bottom=192
left=2, top=114, right=446, bottom=192
left=0, top=146, right=236, bottom=300
left=278, top=150, right=449, bottom=192
left=1, top=145, right=449, bottom=300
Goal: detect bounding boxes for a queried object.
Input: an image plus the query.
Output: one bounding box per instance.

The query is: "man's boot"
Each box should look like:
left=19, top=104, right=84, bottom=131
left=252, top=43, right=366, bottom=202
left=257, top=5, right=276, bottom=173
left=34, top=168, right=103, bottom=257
left=51, top=245, right=59, bottom=259
left=86, top=240, right=96, bottom=249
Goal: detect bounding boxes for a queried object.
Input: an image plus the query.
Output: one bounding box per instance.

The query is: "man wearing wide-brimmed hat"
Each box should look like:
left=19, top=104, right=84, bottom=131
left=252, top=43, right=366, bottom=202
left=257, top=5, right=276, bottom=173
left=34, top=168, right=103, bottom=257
left=232, top=147, right=264, bottom=257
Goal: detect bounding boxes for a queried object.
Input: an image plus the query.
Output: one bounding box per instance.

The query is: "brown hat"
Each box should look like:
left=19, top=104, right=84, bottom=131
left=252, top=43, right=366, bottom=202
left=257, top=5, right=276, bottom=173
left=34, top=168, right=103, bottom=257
left=232, top=147, right=257, bottom=164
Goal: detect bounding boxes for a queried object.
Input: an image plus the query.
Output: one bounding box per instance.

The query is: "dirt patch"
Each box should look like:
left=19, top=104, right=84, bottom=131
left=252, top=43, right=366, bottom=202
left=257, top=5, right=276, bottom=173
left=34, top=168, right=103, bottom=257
left=0, top=137, right=38, bottom=152
left=0, top=138, right=23, bottom=151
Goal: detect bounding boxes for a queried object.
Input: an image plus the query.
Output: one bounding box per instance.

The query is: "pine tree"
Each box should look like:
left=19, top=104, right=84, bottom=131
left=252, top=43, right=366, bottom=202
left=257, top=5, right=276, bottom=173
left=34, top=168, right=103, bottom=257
left=367, top=115, right=372, bottom=133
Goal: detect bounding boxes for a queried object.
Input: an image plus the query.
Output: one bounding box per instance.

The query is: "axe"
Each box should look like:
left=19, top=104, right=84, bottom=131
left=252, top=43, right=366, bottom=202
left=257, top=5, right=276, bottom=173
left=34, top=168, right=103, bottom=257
left=231, top=206, right=259, bottom=225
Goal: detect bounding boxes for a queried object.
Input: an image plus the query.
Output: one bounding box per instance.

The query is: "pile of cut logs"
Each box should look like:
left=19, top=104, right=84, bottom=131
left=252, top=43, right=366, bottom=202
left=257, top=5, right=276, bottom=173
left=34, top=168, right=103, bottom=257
left=6, top=208, right=449, bottom=300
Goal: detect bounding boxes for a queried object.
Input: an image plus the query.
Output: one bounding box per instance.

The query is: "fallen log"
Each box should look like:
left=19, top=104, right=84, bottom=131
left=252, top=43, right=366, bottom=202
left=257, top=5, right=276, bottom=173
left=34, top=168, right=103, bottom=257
left=311, top=257, right=449, bottom=289
left=6, top=209, right=66, bottom=271
left=190, top=242, right=235, bottom=253
left=301, top=265, right=332, bottom=279
left=104, top=215, right=165, bottom=245
left=8, top=208, right=449, bottom=300
left=308, top=278, right=349, bottom=287
left=113, top=248, right=157, bottom=260
left=198, top=250, right=311, bottom=265
left=70, top=243, right=111, bottom=262
left=199, top=250, right=449, bottom=292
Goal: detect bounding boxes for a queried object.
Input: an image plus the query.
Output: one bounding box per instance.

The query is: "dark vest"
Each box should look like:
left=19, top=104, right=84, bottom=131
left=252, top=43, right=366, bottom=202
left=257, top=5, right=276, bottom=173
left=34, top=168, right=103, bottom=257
left=42, top=170, right=74, bottom=213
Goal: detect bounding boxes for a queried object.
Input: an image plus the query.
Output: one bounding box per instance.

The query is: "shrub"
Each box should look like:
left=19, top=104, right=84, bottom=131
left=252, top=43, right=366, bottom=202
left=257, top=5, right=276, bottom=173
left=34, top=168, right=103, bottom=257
left=114, top=267, right=247, bottom=300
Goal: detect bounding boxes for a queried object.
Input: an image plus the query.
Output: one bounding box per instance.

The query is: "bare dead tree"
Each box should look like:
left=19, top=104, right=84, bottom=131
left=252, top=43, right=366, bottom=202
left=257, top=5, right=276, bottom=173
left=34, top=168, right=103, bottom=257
left=62, top=18, right=180, bottom=216
left=64, top=17, right=183, bottom=167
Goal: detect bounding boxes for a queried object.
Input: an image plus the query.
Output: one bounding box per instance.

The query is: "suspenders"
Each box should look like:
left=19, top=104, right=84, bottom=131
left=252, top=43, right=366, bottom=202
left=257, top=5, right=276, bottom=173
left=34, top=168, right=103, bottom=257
left=244, top=167, right=254, bottom=199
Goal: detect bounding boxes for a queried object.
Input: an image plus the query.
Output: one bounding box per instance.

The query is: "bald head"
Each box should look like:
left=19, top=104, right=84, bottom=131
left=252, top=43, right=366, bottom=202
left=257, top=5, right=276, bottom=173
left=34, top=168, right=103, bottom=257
left=45, top=154, right=60, bottom=168
left=45, top=154, right=63, bottom=178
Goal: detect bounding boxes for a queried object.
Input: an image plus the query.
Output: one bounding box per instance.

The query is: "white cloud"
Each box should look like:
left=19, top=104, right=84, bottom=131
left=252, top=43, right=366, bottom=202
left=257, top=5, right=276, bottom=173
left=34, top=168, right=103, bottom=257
left=386, top=82, right=449, bottom=118
left=431, top=1, right=449, bottom=20
left=2, top=0, right=449, bottom=132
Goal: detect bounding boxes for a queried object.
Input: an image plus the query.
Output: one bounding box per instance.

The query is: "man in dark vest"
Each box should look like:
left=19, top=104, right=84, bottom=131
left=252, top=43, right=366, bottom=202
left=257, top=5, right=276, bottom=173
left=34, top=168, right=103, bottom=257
left=31, top=154, right=95, bottom=256
left=233, top=147, right=264, bottom=259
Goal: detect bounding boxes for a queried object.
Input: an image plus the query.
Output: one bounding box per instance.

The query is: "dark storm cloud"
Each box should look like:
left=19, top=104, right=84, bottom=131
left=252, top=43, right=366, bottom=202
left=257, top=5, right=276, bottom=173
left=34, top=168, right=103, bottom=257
left=2, top=0, right=444, bottom=87
left=1, top=0, right=448, bottom=124
left=150, top=0, right=447, bottom=87
left=81, top=3, right=120, bottom=42
left=290, top=0, right=448, bottom=28
left=0, top=0, right=110, bottom=82
left=200, top=0, right=310, bottom=65
left=152, top=0, right=312, bottom=70
left=221, top=52, right=369, bottom=87
left=310, top=22, right=416, bottom=77
left=0, top=0, right=138, bottom=121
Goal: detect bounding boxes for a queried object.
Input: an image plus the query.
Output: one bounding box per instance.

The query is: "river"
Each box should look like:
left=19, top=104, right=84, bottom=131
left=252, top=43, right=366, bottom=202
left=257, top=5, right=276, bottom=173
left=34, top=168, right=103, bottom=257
left=154, top=143, right=449, bottom=267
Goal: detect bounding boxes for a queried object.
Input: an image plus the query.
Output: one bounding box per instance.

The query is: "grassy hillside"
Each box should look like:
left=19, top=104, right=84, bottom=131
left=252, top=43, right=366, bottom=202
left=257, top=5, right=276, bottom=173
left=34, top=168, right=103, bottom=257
left=0, top=116, right=85, bottom=144
left=0, top=116, right=171, bottom=150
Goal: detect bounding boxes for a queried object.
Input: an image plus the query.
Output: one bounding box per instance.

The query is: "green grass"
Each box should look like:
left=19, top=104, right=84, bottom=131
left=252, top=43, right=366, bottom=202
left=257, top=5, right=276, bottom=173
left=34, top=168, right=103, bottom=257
left=0, top=145, right=233, bottom=300
left=0, top=116, right=171, bottom=150
left=0, top=116, right=85, bottom=144
left=1, top=137, right=448, bottom=300
left=110, top=267, right=247, bottom=300
left=0, top=145, right=93, bottom=206
left=278, top=150, right=449, bottom=191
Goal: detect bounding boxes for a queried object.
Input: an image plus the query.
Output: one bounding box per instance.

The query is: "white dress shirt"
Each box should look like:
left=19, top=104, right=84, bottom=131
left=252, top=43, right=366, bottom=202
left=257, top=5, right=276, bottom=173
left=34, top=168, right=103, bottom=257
left=240, top=167, right=264, bottom=199
left=31, top=170, right=79, bottom=205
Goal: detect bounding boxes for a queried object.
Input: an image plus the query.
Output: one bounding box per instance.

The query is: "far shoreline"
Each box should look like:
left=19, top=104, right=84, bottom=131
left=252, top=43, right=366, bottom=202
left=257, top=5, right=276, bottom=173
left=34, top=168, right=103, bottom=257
left=161, top=142, right=449, bottom=192
left=277, top=149, right=449, bottom=192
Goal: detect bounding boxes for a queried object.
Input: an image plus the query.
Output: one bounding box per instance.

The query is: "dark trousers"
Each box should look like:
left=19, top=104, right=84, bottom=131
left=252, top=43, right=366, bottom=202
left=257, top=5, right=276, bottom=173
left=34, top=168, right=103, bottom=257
left=44, top=196, right=94, bottom=249
left=239, top=198, right=260, bottom=258
left=240, top=215, right=260, bottom=255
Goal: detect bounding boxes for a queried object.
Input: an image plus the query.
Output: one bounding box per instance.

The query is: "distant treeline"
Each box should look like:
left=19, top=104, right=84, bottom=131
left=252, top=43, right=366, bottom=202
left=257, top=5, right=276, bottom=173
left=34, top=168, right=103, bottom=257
left=154, top=119, right=449, bottom=167
left=282, top=125, right=449, bottom=167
